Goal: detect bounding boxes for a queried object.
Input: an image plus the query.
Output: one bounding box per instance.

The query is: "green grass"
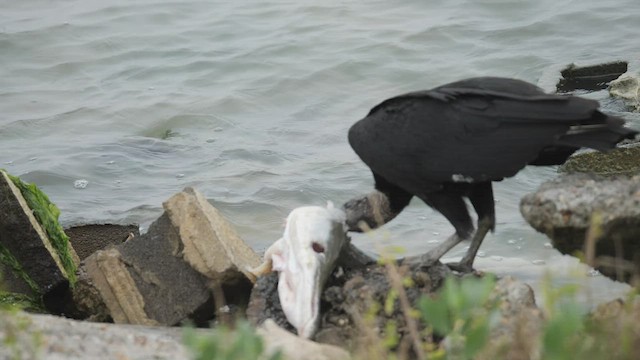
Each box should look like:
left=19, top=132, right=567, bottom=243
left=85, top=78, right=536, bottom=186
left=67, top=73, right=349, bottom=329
left=0, top=292, right=44, bottom=313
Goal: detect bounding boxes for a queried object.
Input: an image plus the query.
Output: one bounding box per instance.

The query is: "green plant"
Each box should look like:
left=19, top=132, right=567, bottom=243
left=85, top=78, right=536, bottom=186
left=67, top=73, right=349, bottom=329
left=538, top=273, right=640, bottom=360
left=183, top=321, right=282, bottom=360
left=418, top=275, right=498, bottom=359
left=0, top=292, right=44, bottom=313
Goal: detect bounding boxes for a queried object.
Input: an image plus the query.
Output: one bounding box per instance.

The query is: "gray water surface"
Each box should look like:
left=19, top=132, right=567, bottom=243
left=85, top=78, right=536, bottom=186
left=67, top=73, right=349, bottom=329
left=2, top=0, right=639, bottom=304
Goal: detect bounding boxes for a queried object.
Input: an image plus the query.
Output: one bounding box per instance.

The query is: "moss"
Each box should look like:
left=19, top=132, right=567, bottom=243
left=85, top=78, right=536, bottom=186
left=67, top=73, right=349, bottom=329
left=6, top=173, right=77, bottom=286
left=0, top=244, right=40, bottom=295
left=0, top=291, right=44, bottom=313
left=559, top=145, right=640, bottom=176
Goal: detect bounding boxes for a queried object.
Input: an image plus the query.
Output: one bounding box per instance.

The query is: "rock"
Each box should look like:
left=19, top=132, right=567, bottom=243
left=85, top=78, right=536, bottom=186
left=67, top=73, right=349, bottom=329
left=0, top=310, right=350, bottom=360
left=559, top=142, right=640, bottom=176
left=71, top=264, right=111, bottom=322
left=258, top=319, right=351, bottom=360
left=609, top=72, right=640, bottom=112
left=520, top=173, right=640, bottom=283
left=248, top=260, right=453, bottom=350
left=76, top=187, right=260, bottom=325
left=162, top=187, right=261, bottom=282
left=556, top=61, right=628, bottom=92
left=0, top=170, right=80, bottom=312
left=77, top=215, right=210, bottom=325
left=247, top=271, right=294, bottom=333
left=477, top=276, right=544, bottom=360
left=587, top=298, right=640, bottom=358
left=0, top=310, right=190, bottom=360
left=65, top=223, right=139, bottom=260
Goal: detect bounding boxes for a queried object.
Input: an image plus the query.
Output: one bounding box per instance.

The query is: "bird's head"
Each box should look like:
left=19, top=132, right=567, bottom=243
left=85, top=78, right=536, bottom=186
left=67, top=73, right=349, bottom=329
left=343, top=191, right=395, bottom=232
left=254, top=202, right=347, bottom=338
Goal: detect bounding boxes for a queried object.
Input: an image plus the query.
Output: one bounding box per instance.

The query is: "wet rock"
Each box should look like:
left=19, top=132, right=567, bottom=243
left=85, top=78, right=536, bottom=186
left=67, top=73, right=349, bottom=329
left=609, top=72, right=640, bottom=112
left=520, top=173, right=640, bottom=283
left=559, top=142, right=640, bottom=176
left=556, top=61, right=628, bottom=92
left=65, top=223, right=139, bottom=260
left=248, top=260, right=453, bottom=349
left=78, top=187, right=261, bottom=325
left=258, top=319, right=351, bottom=360
left=0, top=170, right=80, bottom=309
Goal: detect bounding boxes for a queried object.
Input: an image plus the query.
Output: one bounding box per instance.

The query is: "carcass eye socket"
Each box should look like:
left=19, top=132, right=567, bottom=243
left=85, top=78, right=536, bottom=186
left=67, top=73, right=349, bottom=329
left=311, top=242, right=325, bottom=254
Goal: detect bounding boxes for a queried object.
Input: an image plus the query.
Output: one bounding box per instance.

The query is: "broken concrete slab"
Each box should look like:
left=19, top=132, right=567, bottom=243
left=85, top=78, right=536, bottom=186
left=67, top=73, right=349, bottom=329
left=556, top=61, right=628, bottom=92
left=77, top=187, right=261, bottom=326
left=65, top=223, right=139, bottom=260
left=163, top=187, right=261, bottom=282
left=0, top=170, right=79, bottom=307
left=80, top=213, right=213, bottom=326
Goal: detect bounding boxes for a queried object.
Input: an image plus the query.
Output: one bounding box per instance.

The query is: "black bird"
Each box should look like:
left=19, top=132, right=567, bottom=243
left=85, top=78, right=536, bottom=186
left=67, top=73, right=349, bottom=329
left=343, top=77, right=637, bottom=271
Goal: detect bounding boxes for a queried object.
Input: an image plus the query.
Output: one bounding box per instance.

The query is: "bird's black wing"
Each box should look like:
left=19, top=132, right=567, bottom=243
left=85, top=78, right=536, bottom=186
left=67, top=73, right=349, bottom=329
left=348, top=77, right=632, bottom=195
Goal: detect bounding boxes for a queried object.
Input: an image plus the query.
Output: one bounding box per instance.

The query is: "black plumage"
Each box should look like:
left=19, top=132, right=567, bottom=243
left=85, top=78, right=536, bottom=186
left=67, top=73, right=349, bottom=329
left=343, top=77, right=637, bottom=271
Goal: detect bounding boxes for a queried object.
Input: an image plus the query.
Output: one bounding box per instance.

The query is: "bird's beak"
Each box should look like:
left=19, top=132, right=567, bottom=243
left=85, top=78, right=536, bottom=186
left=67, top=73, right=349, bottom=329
left=272, top=243, right=325, bottom=338
left=251, top=204, right=346, bottom=339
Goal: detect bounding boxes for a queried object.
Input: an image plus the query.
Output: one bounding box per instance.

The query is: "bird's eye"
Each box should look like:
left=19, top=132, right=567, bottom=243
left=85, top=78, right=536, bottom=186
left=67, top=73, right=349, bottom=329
left=311, top=242, right=325, bottom=253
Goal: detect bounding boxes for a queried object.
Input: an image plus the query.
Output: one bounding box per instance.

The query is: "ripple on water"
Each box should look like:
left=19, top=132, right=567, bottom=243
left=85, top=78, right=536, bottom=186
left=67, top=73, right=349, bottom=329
left=1, top=0, right=639, bottom=304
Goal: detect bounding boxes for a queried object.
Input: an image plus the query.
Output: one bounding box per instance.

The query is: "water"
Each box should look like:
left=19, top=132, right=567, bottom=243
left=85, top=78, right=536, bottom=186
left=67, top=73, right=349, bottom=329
left=2, top=0, right=639, bottom=304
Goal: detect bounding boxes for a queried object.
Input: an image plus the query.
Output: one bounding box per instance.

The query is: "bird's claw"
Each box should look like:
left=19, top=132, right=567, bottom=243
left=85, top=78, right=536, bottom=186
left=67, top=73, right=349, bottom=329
left=446, top=261, right=475, bottom=273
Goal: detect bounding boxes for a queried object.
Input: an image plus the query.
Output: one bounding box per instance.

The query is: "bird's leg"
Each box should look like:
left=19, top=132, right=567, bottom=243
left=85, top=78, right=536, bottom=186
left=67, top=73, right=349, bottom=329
left=402, top=232, right=468, bottom=267
left=447, top=215, right=494, bottom=272
left=447, top=182, right=495, bottom=273
left=403, top=191, right=474, bottom=267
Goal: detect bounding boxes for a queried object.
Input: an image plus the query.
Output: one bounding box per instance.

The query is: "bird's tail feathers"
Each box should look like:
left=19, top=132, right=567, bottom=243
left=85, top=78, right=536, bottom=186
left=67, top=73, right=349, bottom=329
left=558, top=114, right=637, bottom=151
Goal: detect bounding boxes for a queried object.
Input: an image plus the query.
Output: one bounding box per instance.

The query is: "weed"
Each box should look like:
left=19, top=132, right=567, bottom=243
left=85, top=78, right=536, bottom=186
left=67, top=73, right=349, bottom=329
left=183, top=321, right=282, bottom=360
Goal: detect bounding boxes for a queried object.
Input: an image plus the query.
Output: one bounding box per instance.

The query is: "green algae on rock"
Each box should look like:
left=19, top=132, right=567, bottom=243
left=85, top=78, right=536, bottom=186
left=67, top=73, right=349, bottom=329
left=559, top=143, right=640, bottom=176
left=0, top=244, right=40, bottom=295
left=0, top=291, right=44, bottom=312
left=1, top=170, right=78, bottom=286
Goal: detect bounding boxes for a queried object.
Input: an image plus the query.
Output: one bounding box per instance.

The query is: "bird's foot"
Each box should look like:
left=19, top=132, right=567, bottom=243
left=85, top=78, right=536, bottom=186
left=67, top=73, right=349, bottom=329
left=401, top=252, right=443, bottom=268
left=445, top=255, right=478, bottom=273
left=445, top=261, right=474, bottom=273
left=401, top=232, right=465, bottom=268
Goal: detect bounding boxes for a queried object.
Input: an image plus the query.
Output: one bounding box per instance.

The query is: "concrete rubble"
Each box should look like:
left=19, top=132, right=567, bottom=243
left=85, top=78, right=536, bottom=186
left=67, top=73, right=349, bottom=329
left=609, top=72, right=640, bottom=112
left=0, top=310, right=350, bottom=360
left=76, top=187, right=261, bottom=325
left=0, top=170, right=80, bottom=311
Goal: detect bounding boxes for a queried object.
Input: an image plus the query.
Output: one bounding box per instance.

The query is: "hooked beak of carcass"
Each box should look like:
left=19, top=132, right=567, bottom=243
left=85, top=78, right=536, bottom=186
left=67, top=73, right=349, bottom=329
left=249, top=202, right=347, bottom=338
